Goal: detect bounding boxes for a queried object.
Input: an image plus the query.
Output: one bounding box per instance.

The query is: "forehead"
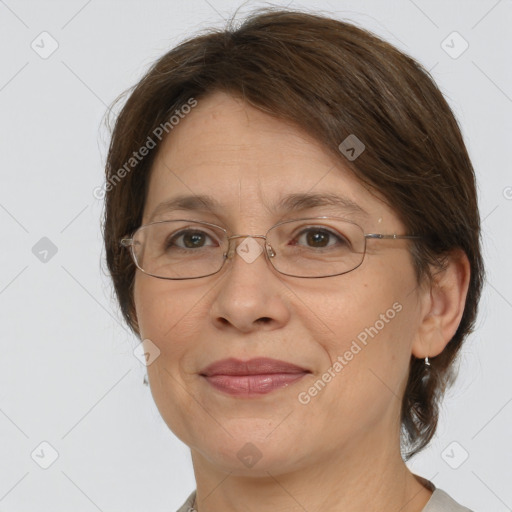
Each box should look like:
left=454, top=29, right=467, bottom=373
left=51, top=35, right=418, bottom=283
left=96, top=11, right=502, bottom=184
left=143, top=91, right=398, bottom=229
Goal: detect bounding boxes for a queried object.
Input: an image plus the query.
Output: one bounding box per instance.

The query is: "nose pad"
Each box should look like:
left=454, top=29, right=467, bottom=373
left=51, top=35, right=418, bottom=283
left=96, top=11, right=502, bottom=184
left=225, top=241, right=236, bottom=260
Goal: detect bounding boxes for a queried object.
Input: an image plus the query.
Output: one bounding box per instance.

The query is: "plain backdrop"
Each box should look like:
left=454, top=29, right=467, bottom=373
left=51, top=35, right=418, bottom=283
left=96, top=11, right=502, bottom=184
left=0, top=0, right=511, bottom=511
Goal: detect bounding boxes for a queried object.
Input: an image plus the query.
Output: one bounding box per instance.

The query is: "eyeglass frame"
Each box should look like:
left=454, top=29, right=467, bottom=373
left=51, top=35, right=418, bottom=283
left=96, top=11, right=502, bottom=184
left=120, top=216, right=424, bottom=280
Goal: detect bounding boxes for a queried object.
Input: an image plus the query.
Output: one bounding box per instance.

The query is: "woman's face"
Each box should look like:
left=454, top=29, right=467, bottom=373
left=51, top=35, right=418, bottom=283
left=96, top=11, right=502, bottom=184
left=134, top=90, right=427, bottom=475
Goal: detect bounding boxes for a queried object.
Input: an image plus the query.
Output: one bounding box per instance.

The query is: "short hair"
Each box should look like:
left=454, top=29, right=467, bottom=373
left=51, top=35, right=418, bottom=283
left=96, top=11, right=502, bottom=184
left=102, top=7, right=484, bottom=460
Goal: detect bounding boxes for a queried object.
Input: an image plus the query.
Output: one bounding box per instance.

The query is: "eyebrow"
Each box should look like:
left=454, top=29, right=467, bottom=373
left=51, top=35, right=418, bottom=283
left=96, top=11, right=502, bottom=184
left=148, top=192, right=368, bottom=223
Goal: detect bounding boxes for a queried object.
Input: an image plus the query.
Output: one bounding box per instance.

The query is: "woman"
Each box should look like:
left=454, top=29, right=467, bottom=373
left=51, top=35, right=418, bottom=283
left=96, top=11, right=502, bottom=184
left=102, top=8, right=483, bottom=511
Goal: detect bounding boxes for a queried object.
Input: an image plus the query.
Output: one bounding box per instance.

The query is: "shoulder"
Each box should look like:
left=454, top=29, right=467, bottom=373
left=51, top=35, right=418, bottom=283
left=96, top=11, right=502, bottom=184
left=175, top=490, right=196, bottom=512
left=422, top=487, right=475, bottom=512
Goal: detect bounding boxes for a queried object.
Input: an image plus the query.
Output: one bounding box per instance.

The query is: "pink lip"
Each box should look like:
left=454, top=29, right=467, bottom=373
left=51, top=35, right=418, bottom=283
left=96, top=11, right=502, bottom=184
left=200, top=357, right=310, bottom=397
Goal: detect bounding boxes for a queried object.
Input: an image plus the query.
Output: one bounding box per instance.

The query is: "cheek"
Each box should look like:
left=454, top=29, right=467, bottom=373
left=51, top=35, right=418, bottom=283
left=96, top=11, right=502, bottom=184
left=304, top=275, right=414, bottom=389
left=301, top=278, right=398, bottom=351
left=300, top=299, right=413, bottom=434
left=133, top=276, right=205, bottom=433
left=133, top=276, right=204, bottom=356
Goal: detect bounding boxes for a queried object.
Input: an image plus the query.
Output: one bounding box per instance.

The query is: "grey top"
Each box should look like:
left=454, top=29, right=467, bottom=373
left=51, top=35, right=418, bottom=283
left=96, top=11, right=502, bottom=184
left=175, top=480, right=474, bottom=512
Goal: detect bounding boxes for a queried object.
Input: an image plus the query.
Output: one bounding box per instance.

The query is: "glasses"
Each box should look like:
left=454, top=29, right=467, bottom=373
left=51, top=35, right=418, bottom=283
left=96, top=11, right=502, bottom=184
left=120, top=217, right=423, bottom=280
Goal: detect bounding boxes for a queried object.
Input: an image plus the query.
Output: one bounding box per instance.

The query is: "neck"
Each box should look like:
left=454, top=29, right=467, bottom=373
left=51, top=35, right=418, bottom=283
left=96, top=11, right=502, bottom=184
left=189, top=429, right=433, bottom=512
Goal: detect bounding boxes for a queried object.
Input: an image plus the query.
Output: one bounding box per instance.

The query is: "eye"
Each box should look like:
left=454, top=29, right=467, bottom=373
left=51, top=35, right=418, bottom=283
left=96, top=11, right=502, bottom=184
left=166, top=229, right=218, bottom=250
left=291, top=227, right=350, bottom=249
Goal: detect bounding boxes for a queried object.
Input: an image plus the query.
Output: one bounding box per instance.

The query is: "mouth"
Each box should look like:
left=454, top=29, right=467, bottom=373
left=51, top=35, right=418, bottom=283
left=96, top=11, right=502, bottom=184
left=199, top=357, right=311, bottom=397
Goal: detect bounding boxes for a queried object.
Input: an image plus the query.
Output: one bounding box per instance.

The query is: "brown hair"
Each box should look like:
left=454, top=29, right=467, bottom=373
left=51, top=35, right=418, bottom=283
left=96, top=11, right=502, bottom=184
left=102, top=7, right=484, bottom=460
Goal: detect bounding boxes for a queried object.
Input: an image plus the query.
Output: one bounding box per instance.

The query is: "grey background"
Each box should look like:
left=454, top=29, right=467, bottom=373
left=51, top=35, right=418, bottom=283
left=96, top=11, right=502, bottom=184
left=0, top=0, right=511, bottom=511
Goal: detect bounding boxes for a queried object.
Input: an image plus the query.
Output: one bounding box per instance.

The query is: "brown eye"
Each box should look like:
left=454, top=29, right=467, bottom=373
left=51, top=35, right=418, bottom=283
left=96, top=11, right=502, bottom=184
left=166, top=229, right=217, bottom=250
left=292, top=227, right=350, bottom=249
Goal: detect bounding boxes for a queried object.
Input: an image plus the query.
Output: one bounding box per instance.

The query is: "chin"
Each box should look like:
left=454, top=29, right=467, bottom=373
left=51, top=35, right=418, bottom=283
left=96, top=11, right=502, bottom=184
left=191, top=431, right=309, bottom=476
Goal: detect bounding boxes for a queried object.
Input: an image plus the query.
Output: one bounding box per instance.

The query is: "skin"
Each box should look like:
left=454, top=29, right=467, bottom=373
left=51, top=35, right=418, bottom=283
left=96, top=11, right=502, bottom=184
left=133, top=90, right=470, bottom=511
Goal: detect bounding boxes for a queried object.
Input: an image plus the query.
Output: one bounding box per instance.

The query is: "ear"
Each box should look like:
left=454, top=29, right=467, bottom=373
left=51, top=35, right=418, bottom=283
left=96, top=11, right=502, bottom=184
left=411, top=248, right=471, bottom=359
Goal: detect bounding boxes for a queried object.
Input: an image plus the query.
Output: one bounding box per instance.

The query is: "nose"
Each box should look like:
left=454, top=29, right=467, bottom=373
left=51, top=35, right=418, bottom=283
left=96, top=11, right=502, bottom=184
left=209, top=235, right=291, bottom=333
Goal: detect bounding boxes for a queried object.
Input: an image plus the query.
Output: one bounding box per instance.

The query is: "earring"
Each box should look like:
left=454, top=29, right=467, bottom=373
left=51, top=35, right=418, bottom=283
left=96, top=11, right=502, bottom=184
left=425, top=356, right=431, bottom=366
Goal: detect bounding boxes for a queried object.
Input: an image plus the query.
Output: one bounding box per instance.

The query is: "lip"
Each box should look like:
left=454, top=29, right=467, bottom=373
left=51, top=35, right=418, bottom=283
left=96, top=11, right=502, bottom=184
left=200, top=357, right=309, bottom=376
left=200, top=357, right=311, bottom=397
